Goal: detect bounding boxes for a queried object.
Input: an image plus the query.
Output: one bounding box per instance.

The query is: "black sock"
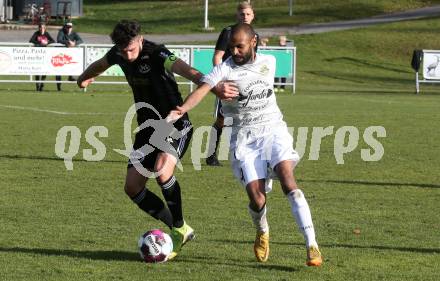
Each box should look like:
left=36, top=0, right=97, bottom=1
left=160, top=176, right=184, bottom=228
left=131, top=188, right=173, bottom=229
left=213, top=123, right=222, bottom=156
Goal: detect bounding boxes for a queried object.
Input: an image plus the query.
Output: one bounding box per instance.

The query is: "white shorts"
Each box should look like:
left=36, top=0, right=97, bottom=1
left=230, top=124, right=300, bottom=191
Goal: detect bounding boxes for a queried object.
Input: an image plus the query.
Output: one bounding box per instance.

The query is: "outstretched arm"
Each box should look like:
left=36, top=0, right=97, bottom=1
left=77, top=56, right=110, bottom=88
left=170, top=58, right=203, bottom=85
left=167, top=83, right=212, bottom=122
left=170, top=58, right=238, bottom=100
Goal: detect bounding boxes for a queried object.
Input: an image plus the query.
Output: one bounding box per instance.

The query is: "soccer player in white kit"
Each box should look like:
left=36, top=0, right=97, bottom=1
left=167, top=23, right=322, bottom=266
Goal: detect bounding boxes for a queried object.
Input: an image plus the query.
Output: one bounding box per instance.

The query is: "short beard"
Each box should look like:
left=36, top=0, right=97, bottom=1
left=233, top=52, right=253, bottom=66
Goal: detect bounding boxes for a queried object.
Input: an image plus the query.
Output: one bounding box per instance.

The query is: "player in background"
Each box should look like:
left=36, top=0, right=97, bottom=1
left=77, top=20, right=237, bottom=259
left=167, top=23, right=323, bottom=266
left=274, top=35, right=288, bottom=92
left=206, top=1, right=258, bottom=166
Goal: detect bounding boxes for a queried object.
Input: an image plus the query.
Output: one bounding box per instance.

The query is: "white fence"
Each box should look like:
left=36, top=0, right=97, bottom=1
left=0, top=42, right=296, bottom=93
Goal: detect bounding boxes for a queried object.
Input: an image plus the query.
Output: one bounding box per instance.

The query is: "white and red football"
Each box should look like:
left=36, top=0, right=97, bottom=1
left=138, top=229, right=173, bottom=263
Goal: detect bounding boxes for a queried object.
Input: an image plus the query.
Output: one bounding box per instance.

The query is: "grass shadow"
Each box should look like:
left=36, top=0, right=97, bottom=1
left=173, top=255, right=297, bottom=272
left=300, top=179, right=440, bottom=189
left=303, top=89, right=412, bottom=95
left=0, top=246, right=296, bottom=271
left=210, top=239, right=440, bottom=254
left=0, top=154, right=125, bottom=164
left=322, top=243, right=440, bottom=254
left=0, top=246, right=140, bottom=262
left=305, top=70, right=412, bottom=85
left=324, top=57, right=410, bottom=74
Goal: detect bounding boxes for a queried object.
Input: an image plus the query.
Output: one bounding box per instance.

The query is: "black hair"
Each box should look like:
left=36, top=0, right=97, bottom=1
left=230, top=23, right=256, bottom=40
left=110, top=20, right=141, bottom=48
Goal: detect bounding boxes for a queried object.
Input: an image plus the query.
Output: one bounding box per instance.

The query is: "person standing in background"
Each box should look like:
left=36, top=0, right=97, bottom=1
left=56, top=22, right=83, bottom=91
left=29, top=23, right=55, bottom=91
left=259, top=37, right=269, bottom=47
left=274, top=35, right=287, bottom=92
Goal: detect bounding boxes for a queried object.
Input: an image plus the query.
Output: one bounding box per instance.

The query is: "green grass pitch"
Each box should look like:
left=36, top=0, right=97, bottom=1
left=1, top=16, right=440, bottom=281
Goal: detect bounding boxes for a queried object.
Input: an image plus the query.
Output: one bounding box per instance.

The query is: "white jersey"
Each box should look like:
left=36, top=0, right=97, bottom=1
left=202, top=53, right=285, bottom=135
left=203, top=54, right=299, bottom=187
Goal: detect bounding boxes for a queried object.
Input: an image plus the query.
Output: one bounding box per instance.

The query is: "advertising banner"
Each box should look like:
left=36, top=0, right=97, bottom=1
left=422, top=51, right=440, bottom=79
left=85, top=46, right=123, bottom=76
left=193, top=48, right=294, bottom=77
left=169, top=48, right=190, bottom=65
left=0, top=47, right=84, bottom=75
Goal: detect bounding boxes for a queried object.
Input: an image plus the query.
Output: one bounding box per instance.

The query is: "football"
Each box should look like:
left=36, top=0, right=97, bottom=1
left=138, top=229, right=173, bottom=263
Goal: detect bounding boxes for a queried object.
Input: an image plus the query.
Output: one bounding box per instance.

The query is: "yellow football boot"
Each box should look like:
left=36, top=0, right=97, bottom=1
left=168, top=222, right=195, bottom=260
left=254, top=231, right=269, bottom=262
left=306, top=245, right=323, bottom=266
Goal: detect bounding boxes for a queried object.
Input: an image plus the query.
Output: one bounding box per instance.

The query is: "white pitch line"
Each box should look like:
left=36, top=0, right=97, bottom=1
left=0, top=104, right=123, bottom=115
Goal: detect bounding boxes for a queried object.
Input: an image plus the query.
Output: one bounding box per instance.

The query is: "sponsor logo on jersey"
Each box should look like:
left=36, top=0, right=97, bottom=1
left=242, top=79, right=270, bottom=93
left=260, top=65, right=269, bottom=75
left=238, top=88, right=273, bottom=107
left=141, top=55, right=149, bottom=60
left=159, top=51, right=169, bottom=59
left=138, top=63, right=151, bottom=74
left=238, top=80, right=274, bottom=107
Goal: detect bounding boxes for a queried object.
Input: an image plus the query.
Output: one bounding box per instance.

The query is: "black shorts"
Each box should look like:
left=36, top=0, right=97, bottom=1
left=127, top=118, right=193, bottom=171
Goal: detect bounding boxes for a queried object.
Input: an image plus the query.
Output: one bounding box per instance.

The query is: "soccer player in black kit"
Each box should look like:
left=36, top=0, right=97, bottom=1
left=77, top=20, right=237, bottom=259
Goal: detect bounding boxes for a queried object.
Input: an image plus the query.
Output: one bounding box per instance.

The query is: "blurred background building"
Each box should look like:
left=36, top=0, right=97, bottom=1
left=1, top=0, right=83, bottom=23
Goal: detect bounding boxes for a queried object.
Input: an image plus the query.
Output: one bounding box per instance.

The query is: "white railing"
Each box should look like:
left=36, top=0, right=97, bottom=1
left=0, top=42, right=296, bottom=93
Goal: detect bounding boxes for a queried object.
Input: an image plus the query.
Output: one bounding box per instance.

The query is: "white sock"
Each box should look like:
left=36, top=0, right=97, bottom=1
left=287, top=189, right=317, bottom=248
left=248, top=205, right=269, bottom=234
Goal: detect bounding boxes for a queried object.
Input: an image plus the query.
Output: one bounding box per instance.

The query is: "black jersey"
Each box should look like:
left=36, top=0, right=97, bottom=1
left=214, top=25, right=259, bottom=62
left=106, top=39, right=187, bottom=126
left=29, top=31, right=55, bottom=46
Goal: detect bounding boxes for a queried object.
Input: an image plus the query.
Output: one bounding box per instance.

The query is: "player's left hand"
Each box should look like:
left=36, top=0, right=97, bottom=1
left=214, top=81, right=239, bottom=101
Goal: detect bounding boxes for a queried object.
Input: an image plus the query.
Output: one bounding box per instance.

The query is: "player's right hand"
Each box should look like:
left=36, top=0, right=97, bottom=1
left=166, top=106, right=185, bottom=123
